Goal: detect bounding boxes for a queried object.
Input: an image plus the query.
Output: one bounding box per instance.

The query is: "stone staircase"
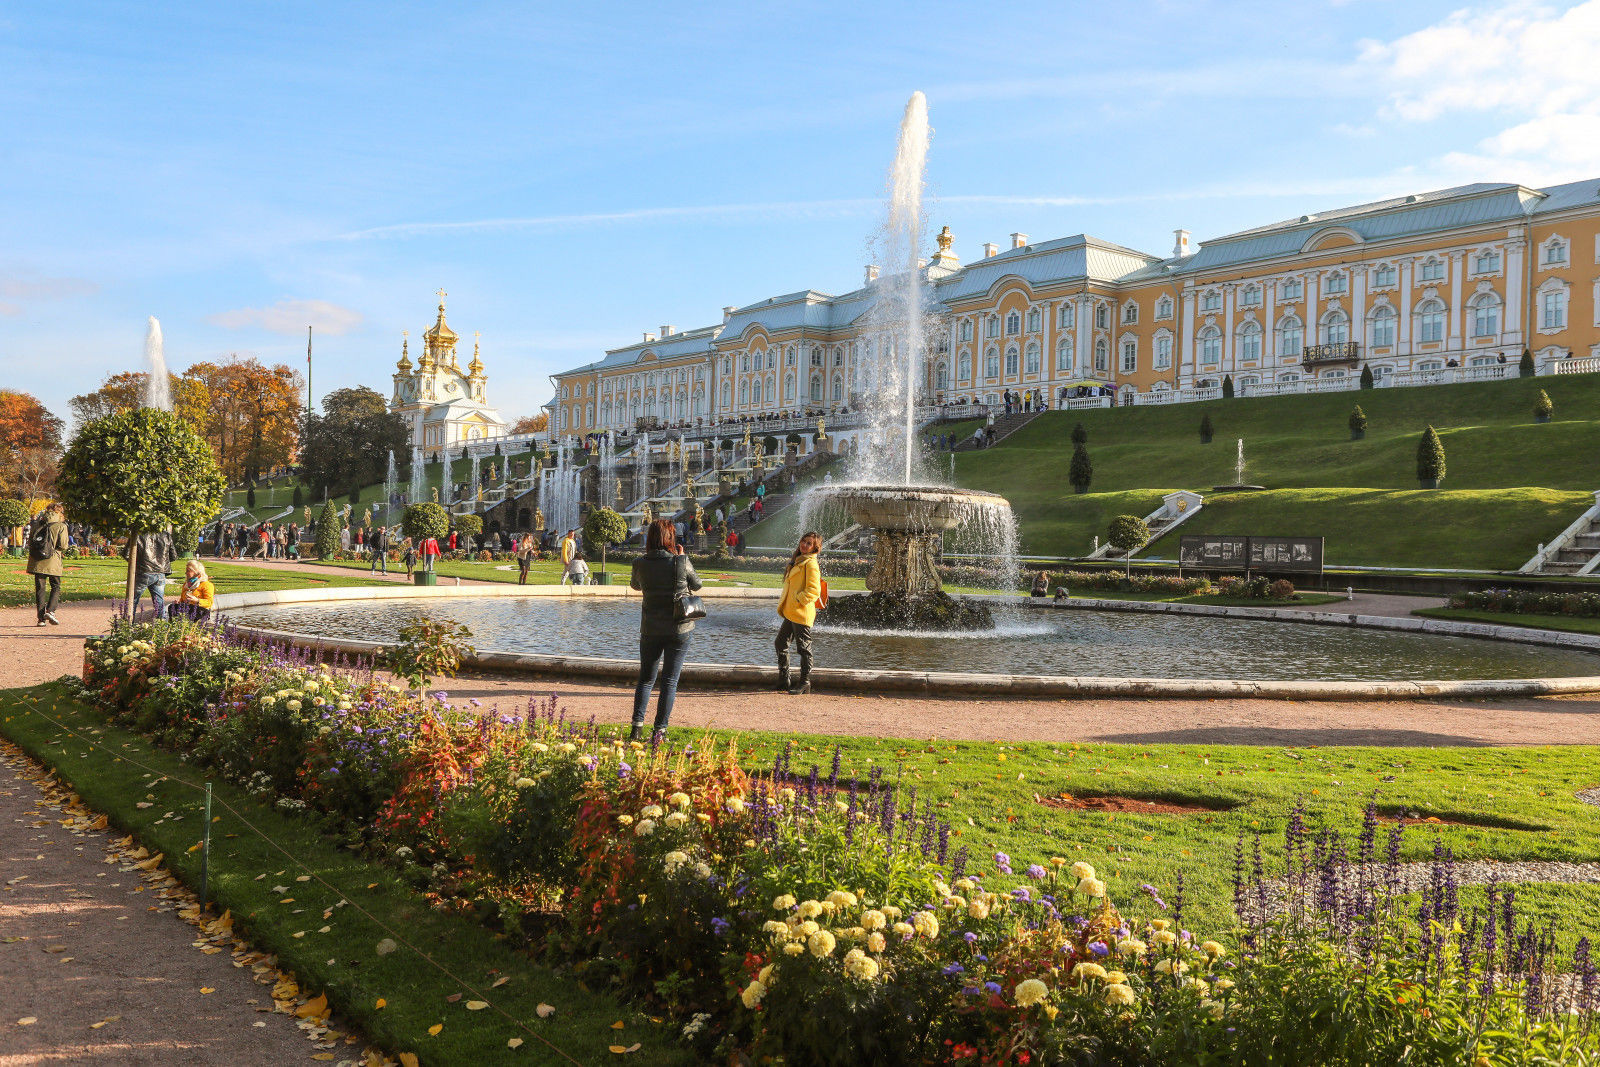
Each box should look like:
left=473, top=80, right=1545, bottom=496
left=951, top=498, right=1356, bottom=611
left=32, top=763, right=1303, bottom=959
left=1083, top=491, right=1205, bottom=561
left=1520, top=491, right=1600, bottom=575
left=950, top=409, right=1045, bottom=451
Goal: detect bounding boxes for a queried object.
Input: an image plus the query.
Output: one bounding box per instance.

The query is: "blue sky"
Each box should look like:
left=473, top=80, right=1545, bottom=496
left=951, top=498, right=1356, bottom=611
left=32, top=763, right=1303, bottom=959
left=6, top=0, right=1600, bottom=427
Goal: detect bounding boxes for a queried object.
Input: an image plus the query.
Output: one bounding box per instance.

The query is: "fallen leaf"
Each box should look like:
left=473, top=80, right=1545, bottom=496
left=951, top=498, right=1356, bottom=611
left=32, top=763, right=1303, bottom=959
left=508, top=1037, right=524, bottom=1048
left=296, top=994, right=329, bottom=1019
left=535, top=1003, right=555, bottom=1018
left=465, top=1001, right=488, bottom=1011
left=375, top=938, right=397, bottom=956
left=200, top=987, right=215, bottom=995
left=374, top=998, right=387, bottom=1010
left=445, top=993, right=462, bottom=1003
left=296, top=875, right=311, bottom=883
left=427, top=1024, right=443, bottom=1036
left=17, top=1018, right=37, bottom=1026
left=312, top=1056, right=335, bottom=1062
left=611, top=1021, right=625, bottom=1030
left=399, top=1056, right=419, bottom=1067
left=491, top=977, right=509, bottom=988
left=610, top=1044, right=641, bottom=1054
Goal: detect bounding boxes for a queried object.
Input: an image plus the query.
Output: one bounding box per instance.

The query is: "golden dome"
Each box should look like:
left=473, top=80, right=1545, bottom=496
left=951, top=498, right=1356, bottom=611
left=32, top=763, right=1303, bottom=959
left=424, top=302, right=457, bottom=345
left=468, top=333, right=484, bottom=376
left=396, top=334, right=412, bottom=371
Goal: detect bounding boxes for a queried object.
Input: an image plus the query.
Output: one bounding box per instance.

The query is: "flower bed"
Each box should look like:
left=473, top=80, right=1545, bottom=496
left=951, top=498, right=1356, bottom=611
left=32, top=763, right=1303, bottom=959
left=73, top=618, right=1598, bottom=1065
left=1452, top=588, right=1600, bottom=619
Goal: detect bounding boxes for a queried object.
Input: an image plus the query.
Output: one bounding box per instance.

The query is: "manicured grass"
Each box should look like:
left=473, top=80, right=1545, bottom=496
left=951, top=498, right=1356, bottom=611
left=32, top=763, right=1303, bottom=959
left=717, top=726, right=1600, bottom=953
left=953, top=374, right=1600, bottom=566
left=1416, top=607, right=1600, bottom=636
left=0, top=557, right=391, bottom=608
left=0, top=683, right=692, bottom=1067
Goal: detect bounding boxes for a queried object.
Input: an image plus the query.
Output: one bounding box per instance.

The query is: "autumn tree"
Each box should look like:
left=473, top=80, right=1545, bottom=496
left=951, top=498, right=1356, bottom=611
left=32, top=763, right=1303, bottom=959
left=69, top=371, right=209, bottom=431
left=510, top=413, right=549, bottom=435
left=185, top=358, right=302, bottom=483
left=298, top=386, right=408, bottom=499
left=0, top=392, right=65, bottom=504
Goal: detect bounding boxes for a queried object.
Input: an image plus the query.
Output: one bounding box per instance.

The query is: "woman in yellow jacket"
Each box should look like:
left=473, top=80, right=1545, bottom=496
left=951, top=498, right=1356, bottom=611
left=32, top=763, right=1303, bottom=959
left=775, top=531, right=823, bottom=694
left=169, top=560, right=215, bottom=622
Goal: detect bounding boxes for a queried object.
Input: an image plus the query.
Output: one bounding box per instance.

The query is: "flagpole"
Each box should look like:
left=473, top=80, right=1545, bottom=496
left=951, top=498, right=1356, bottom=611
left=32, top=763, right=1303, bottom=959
left=306, top=325, right=314, bottom=420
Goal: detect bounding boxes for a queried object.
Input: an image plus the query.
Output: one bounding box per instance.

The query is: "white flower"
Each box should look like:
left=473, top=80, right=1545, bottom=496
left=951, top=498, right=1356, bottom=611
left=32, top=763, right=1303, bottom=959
left=337, top=701, right=352, bottom=711
left=725, top=796, right=746, bottom=814
left=911, top=912, right=939, bottom=938
left=515, top=777, right=536, bottom=789
left=663, top=811, right=688, bottom=828
left=1104, top=983, right=1136, bottom=1007
left=1070, top=861, right=1096, bottom=881
left=1014, top=978, right=1050, bottom=1006
left=640, top=804, right=664, bottom=819
left=634, top=818, right=656, bottom=837
left=783, top=942, right=805, bottom=956
left=285, top=700, right=302, bottom=712
left=1076, top=877, right=1106, bottom=898
left=692, top=862, right=711, bottom=879
left=807, top=929, right=836, bottom=957
left=666, top=792, right=691, bottom=809
left=773, top=894, right=797, bottom=911
left=663, top=850, right=689, bottom=873
left=860, top=909, right=887, bottom=931
left=530, top=743, right=548, bottom=753
left=842, top=948, right=880, bottom=980
left=739, top=980, right=766, bottom=1009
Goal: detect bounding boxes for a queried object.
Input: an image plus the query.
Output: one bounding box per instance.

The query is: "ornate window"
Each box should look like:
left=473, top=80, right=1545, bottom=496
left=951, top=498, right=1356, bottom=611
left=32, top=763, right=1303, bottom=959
left=1420, top=258, right=1445, bottom=282
left=1542, top=288, right=1568, bottom=330
left=784, top=375, right=795, bottom=401
left=1470, top=292, right=1501, bottom=337
left=1281, top=278, right=1303, bottom=301
left=1198, top=326, right=1221, bottom=364
left=739, top=381, right=749, bottom=405
left=1240, top=284, right=1261, bottom=307
left=1154, top=334, right=1172, bottom=370
left=1373, top=265, right=1397, bottom=288
left=935, top=363, right=949, bottom=390
left=1122, top=302, right=1138, bottom=324
left=1056, top=339, right=1073, bottom=372
left=1200, top=290, right=1222, bottom=312
left=809, top=375, right=822, bottom=401
left=1006, top=311, right=1021, bottom=336
left=1094, top=338, right=1108, bottom=372
left=1120, top=340, right=1137, bottom=373
left=1324, top=272, right=1347, bottom=295
left=958, top=352, right=972, bottom=380
left=1475, top=251, right=1501, bottom=274
left=1321, top=309, right=1350, bottom=346
left=752, top=379, right=763, bottom=405
left=1004, top=346, right=1019, bottom=377
left=833, top=349, right=844, bottom=366
left=1024, top=342, right=1040, bottom=375
left=1370, top=305, right=1396, bottom=348
left=1058, top=304, right=1075, bottom=329
left=960, top=319, right=973, bottom=342
left=1416, top=299, right=1446, bottom=343
left=1026, top=308, right=1041, bottom=332
left=1095, top=304, right=1109, bottom=329
left=832, top=376, right=843, bottom=401
left=984, top=347, right=999, bottom=379
left=986, top=314, right=1000, bottom=339
left=1237, top=321, right=1262, bottom=361
left=1545, top=238, right=1569, bottom=266
left=1278, top=314, right=1304, bottom=357
left=1156, top=295, right=1173, bottom=319
left=741, top=353, right=750, bottom=373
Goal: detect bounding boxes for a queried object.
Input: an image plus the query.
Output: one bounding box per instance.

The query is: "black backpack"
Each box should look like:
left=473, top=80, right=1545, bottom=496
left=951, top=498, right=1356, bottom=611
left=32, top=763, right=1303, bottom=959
left=28, top=521, right=57, bottom=562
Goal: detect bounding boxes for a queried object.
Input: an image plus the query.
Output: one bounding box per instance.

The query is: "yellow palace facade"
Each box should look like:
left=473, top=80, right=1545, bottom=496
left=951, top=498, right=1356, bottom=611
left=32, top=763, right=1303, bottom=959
left=549, top=179, right=1600, bottom=436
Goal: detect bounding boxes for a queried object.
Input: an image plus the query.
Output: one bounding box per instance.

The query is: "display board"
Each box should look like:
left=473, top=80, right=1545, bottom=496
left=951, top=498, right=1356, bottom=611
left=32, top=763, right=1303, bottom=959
left=1178, top=535, right=1324, bottom=575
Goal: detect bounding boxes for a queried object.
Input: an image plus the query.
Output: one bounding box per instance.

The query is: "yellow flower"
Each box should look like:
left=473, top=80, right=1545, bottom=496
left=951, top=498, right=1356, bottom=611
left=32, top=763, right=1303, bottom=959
left=1076, top=877, right=1106, bottom=898
left=1117, top=939, right=1148, bottom=956
left=1213, top=978, right=1236, bottom=993
left=773, top=894, right=797, bottom=911
left=783, top=942, right=805, bottom=956
left=1050, top=857, right=1067, bottom=868
left=762, top=920, right=789, bottom=937
left=867, top=932, right=886, bottom=953
left=663, top=811, right=689, bottom=828
left=1103, top=970, right=1127, bottom=984
left=640, top=804, right=664, bottom=819
left=617, top=814, right=634, bottom=826
left=757, top=964, right=774, bottom=985
left=739, top=980, right=766, bottom=1009
left=891, top=921, right=915, bottom=938
left=663, top=850, right=689, bottom=873
left=953, top=878, right=975, bottom=893
left=1149, top=919, right=1171, bottom=932
left=726, top=796, right=746, bottom=813
left=1069, top=861, right=1096, bottom=881
left=808, top=929, right=837, bottom=957
left=842, top=948, right=880, bottom=980
left=911, top=912, right=939, bottom=938
left=779, top=787, right=796, bottom=802
left=1104, top=983, right=1136, bottom=1007
left=860, top=909, right=887, bottom=931
left=881, top=905, right=902, bottom=921
left=797, top=900, right=824, bottom=920
left=1152, top=930, right=1178, bottom=946
left=826, top=890, right=859, bottom=908
left=1201, top=941, right=1226, bottom=958
left=667, top=791, right=691, bottom=809
left=1013, top=979, right=1050, bottom=1007
left=967, top=899, right=991, bottom=920
left=1072, top=962, right=1107, bottom=982
left=1154, top=959, right=1189, bottom=976
left=797, top=920, right=820, bottom=937
left=834, top=799, right=849, bottom=813
left=1200, top=999, right=1225, bottom=1020
left=634, top=818, right=657, bottom=837
left=514, top=777, right=535, bottom=789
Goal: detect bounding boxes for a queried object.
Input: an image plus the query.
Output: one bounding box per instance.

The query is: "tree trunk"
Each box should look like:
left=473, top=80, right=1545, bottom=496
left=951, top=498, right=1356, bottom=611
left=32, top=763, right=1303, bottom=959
left=124, top=535, right=139, bottom=620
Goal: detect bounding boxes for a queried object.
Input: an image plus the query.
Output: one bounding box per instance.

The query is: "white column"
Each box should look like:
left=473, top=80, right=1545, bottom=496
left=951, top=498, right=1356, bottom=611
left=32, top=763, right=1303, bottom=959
left=1223, top=287, right=1236, bottom=373
left=1448, top=252, right=1463, bottom=350
left=1075, top=295, right=1092, bottom=377
left=1399, top=263, right=1413, bottom=353
left=1352, top=267, right=1366, bottom=353
left=1264, top=283, right=1277, bottom=368
left=1179, top=288, right=1196, bottom=386
left=1505, top=233, right=1525, bottom=345
left=1305, top=273, right=1320, bottom=349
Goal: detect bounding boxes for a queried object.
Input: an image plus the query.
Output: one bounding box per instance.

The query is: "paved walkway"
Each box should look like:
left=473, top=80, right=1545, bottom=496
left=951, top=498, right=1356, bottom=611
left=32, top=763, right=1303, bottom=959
left=207, top=555, right=499, bottom=586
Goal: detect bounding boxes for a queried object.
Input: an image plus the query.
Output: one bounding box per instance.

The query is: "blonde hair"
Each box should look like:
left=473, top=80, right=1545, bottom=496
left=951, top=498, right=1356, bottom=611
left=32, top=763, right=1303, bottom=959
left=186, top=560, right=209, bottom=582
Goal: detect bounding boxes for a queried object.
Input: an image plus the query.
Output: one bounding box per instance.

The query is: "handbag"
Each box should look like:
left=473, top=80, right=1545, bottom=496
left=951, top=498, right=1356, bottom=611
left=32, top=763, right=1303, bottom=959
left=818, top=577, right=829, bottom=610
left=672, top=555, right=707, bottom=621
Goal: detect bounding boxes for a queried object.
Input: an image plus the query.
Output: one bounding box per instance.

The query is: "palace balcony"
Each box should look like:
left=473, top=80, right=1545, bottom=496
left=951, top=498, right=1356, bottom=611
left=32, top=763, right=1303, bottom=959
left=1302, top=342, right=1361, bottom=367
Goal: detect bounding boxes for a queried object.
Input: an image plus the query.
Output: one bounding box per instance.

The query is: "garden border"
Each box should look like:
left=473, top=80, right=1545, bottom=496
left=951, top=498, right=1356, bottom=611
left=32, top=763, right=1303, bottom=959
left=214, top=587, right=1600, bottom=701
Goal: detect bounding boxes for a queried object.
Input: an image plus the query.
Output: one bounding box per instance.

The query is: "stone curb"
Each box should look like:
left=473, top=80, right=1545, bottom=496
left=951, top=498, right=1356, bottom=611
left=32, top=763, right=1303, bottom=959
left=215, top=586, right=1600, bottom=701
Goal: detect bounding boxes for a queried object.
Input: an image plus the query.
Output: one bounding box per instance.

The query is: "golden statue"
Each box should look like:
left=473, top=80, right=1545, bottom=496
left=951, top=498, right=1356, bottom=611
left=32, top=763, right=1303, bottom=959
left=615, top=478, right=624, bottom=503
left=816, top=417, right=826, bottom=440
left=685, top=472, right=697, bottom=498
left=432, top=486, right=439, bottom=503
left=936, top=225, right=953, bottom=253
left=488, top=462, right=497, bottom=482
left=476, top=485, right=483, bottom=503
left=742, top=424, right=752, bottom=451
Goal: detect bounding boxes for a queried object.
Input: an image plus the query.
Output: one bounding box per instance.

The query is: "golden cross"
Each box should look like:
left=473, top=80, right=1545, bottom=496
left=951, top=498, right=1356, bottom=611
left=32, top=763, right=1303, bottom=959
left=402, top=329, right=408, bottom=338
left=474, top=330, right=481, bottom=342
left=434, top=287, right=448, bottom=303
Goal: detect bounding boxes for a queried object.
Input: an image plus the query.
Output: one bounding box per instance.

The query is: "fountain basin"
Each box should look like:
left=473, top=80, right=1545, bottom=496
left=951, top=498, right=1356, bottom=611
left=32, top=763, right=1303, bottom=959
left=818, top=483, right=1010, bottom=533
left=1211, top=484, right=1267, bottom=492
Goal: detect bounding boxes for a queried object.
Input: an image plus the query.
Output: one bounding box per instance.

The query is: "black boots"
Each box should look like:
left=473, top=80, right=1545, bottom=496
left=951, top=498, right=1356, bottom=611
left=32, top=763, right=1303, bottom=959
left=788, top=671, right=811, bottom=695
left=774, top=667, right=791, bottom=691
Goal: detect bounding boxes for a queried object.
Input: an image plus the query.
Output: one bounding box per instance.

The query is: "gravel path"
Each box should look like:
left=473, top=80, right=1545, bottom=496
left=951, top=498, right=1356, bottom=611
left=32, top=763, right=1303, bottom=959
left=0, top=742, right=323, bottom=1065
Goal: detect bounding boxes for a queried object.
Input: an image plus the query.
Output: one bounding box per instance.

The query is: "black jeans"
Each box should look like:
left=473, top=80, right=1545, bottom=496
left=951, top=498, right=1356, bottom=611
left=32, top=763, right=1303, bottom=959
left=775, top=619, right=813, bottom=677
left=33, top=575, right=60, bottom=621
left=633, top=631, right=691, bottom=732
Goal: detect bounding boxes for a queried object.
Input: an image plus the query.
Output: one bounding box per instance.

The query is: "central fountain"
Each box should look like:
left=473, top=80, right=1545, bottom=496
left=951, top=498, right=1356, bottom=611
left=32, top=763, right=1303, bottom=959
left=800, top=91, right=1018, bottom=632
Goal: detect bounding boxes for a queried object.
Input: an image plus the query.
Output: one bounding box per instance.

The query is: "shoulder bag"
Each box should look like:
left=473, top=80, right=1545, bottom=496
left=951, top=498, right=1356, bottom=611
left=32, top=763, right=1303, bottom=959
left=673, top=554, right=707, bottom=622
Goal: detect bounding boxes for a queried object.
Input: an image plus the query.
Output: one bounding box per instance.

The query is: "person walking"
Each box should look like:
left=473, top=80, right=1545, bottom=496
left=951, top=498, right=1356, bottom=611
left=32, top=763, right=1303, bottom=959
left=370, top=525, right=388, bottom=574
left=26, top=504, right=68, bottom=626
left=447, top=528, right=458, bottom=554
left=128, top=525, right=175, bottom=620
left=559, top=529, right=579, bottom=585
left=515, top=533, right=535, bottom=585
left=628, top=518, right=701, bottom=742
left=401, top=536, right=416, bottom=578
left=421, top=532, right=440, bottom=573
left=774, top=531, right=823, bottom=694
left=169, top=560, right=215, bottom=621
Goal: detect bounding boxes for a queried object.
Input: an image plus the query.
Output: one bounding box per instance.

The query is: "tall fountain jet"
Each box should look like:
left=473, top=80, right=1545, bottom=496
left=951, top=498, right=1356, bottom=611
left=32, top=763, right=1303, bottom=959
left=143, top=317, right=172, bottom=412
left=883, top=90, right=930, bottom=486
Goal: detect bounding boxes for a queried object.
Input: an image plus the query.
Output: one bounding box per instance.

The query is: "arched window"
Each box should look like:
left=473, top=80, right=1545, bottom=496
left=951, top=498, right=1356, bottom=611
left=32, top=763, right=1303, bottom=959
left=739, top=381, right=749, bottom=406
left=1024, top=342, right=1040, bottom=375
left=1004, top=346, right=1019, bottom=377
left=1324, top=272, right=1347, bottom=295
left=957, top=352, right=972, bottom=381
left=1056, top=339, right=1073, bottom=372
left=1373, top=265, right=1397, bottom=288
left=1095, top=304, right=1109, bottom=329
left=935, top=362, right=949, bottom=390
left=809, top=374, right=822, bottom=401
left=831, top=375, right=843, bottom=401
left=1240, top=284, right=1260, bottom=307
left=1237, top=321, right=1262, bottom=361
left=833, top=349, right=843, bottom=366
left=1026, top=308, right=1041, bottom=332
left=1370, top=305, right=1396, bottom=348
left=675, top=395, right=686, bottom=419
left=720, top=382, right=731, bottom=409
left=1198, top=326, right=1221, bottom=364
left=1470, top=292, right=1501, bottom=337
left=741, top=353, right=750, bottom=373
left=1322, top=309, right=1350, bottom=346
left=752, top=379, right=763, bottom=406
left=1420, top=257, right=1445, bottom=282
left=1279, top=315, right=1304, bottom=357
left=957, top=320, right=971, bottom=342
left=1541, top=286, right=1568, bottom=329
left=1122, top=302, right=1138, bottom=324
left=1200, top=290, right=1221, bottom=312
left=1475, top=251, right=1501, bottom=274
left=785, top=347, right=795, bottom=367
left=784, top=375, right=795, bottom=401
left=1058, top=304, right=1075, bottom=329
left=1545, top=239, right=1568, bottom=266
left=986, top=315, right=1000, bottom=338
left=1120, top=340, right=1137, bottom=373
left=1154, top=335, right=1172, bottom=370
left=1005, top=311, right=1021, bottom=335
left=984, top=346, right=999, bottom=379
left=1416, top=299, right=1446, bottom=343
left=1281, top=278, right=1303, bottom=302
left=1094, top=338, right=1108, bottom=371
left=1156, top=295, right=1173, bottom=319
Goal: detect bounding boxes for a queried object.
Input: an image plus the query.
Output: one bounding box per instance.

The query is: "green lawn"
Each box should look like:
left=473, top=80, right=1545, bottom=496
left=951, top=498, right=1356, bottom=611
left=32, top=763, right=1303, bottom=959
left=951, top=374, right=1600, bottom=566
left=0, top=556, right=391, bottom=608
left=1416, top=606, right=1600, bottom=635
left=0, top=684, right=690, bottom=1066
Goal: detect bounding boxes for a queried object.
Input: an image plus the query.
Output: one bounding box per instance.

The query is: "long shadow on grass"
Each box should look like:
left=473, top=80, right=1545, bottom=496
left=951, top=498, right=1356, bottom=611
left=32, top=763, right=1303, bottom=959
left=1095, top=726, right=1495, bottom=747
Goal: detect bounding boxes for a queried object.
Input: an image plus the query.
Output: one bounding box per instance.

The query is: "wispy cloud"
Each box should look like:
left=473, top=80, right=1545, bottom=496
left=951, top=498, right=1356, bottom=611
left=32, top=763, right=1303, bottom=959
left=337, top=199, right=885, bottom=240
left=208, top=298, right=365, bottom=335
left=0, top=273, right=98, bottom=314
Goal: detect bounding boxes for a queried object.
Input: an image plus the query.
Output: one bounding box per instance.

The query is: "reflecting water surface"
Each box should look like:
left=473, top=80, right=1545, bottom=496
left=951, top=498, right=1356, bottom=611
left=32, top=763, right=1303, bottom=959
left=224, top=597, right=1600, bottom=682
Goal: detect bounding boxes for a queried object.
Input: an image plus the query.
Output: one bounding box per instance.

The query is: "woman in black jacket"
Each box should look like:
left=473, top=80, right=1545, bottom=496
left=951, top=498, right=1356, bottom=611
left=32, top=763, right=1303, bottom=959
left=628, top=518, right=702, bottom=742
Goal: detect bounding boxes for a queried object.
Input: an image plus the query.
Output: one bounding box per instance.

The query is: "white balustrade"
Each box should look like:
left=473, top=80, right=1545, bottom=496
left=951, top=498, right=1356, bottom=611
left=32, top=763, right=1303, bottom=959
left=1551, top=355, right=1600, bottom=376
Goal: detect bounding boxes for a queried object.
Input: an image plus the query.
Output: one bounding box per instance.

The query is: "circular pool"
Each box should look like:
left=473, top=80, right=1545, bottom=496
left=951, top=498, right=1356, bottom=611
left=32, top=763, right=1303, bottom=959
left=223, top=595, right=1600, bottom=683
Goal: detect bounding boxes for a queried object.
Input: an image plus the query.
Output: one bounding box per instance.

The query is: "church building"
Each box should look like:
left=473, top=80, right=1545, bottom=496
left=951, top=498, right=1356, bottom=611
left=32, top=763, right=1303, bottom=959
left=390, top=291, right=507, bottom=449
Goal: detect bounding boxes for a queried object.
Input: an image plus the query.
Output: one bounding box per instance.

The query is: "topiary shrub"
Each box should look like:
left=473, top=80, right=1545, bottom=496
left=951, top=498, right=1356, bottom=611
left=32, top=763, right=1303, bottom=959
left=1222, top=374, right=1234, bottom=399
left=402, top=502, right=449, bottom=543
left=1534, top=389, right=1554, bottom=422
left=0, top=498, right=30, bottom=534
left=1360, top=363, right=1375, bottom=389
left=1070, top=423, right=1087, bottom=446
left=314, top=501, right=341, bottom=560
left=1416, top=426, right=1446, bottom=488
left=1348, top=405, right=1367, bottom=439
left=292, top=485, right=303, bottom=508
left=245, top=484, right=256, bottom=508
left=1199, top=413, right=1214, bottom=444
left=1519, top=348, right=1536, bottom=377
left=583, top=505, right=629, bottom=577
left=346, top=485, right=361, bottom=508
left=453, top=513, right=483, bottom=542
left=1069, top=443, right=1093, bottom=494
left=1108, top=514, right=1150, bottom=576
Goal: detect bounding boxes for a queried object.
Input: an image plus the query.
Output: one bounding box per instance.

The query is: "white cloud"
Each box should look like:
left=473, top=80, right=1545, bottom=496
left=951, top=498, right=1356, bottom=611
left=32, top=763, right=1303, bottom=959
left=1362, top=1, right=1600, bottom=183
left=208, top=298, right=364, bottom=335
left=0, top=274, right=98, bottom=304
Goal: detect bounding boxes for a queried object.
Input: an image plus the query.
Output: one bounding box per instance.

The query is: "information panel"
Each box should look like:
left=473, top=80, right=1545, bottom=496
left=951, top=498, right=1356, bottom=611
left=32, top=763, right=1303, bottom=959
left=1178, top=535, right=1324, bottom=575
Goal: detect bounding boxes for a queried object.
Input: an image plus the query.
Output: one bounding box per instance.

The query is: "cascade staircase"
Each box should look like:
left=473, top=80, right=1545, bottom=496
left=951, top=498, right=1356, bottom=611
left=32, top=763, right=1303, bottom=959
left=1520, top=491, right=1600, bottom=575
left=950, top=409, right=1045, bottom=452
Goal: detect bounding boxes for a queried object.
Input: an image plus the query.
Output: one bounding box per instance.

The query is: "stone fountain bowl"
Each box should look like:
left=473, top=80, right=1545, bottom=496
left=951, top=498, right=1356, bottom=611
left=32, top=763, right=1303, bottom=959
left=813, top=483, right=1010, bottom=533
